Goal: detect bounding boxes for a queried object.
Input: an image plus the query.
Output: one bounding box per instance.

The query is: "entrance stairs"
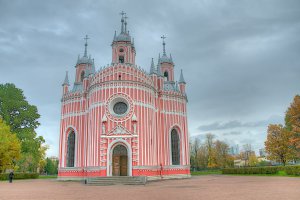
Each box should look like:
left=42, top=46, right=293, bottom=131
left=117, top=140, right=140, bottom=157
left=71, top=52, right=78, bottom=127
left=85, top=176, right=147, bottom=186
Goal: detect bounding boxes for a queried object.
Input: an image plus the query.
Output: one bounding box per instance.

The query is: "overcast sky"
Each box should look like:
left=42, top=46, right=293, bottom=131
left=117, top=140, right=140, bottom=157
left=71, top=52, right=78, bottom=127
left=1, top=0, right=300, bottom=156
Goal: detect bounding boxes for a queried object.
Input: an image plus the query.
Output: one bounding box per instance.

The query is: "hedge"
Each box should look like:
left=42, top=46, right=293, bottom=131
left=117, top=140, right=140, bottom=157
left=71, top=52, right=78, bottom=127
left=0, top=173, right=39, bottom=180
left=222, top=166, right=300, bottom=176
left=222, top=166, right=279, bottom=175
left=284, top=166, right=300, bottom=176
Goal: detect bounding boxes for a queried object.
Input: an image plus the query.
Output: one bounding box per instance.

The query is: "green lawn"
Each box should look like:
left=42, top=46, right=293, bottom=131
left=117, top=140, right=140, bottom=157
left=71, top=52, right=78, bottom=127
left=38, top=175, right=57, bottom=179
left=191, top=170, right=222, bottom=175
left=191, top=170, right=300, bottom=177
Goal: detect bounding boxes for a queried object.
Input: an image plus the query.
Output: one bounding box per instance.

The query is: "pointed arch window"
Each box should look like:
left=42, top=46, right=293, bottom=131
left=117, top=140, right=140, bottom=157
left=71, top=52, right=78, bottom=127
left=80, top=71, right=85, bottom=82
left=171, top=129, right=180, bottom=165
left=119, top=56, right=124, bottom=63
left=67, top=131, right=75, bottom=167
left=164, top=71, right=169, bottom=81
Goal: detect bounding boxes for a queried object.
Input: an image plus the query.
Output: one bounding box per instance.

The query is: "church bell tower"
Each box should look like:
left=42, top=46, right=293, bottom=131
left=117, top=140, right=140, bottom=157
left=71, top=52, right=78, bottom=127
left=111, top=11, right=136, bottom=65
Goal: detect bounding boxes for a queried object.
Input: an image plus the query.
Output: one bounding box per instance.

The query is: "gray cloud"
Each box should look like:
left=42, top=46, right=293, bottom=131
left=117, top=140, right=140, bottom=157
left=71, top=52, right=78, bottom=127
left=1, top=0, right=300, bottom=156
left=222, top=131, right=242, bottom=136
left=197, top=115, right=283, bottom=131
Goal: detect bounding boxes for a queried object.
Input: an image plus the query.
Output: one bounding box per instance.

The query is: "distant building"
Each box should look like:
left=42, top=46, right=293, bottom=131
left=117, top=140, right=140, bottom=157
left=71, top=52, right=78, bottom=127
left=228, top=144, right=239, bottom=155
left=259, top=148, right=267, bottom=157
left=234, top=159, right=246, bottom=167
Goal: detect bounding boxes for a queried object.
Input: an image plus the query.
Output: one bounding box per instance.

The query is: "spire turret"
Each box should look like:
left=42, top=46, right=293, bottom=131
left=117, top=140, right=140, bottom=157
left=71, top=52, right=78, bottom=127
left=124, top=14, right=128, bottom=33
left=76, top=35, right=93, bottom=65
left=159, top=35, right=173, bottom=64
left=62, top=71, right=70, bottom=86
left=161, top=35, right=166, bottom=56
left=150, top=58, right=155, bottom=74
left=179, top=69, right=186, bottom=84
left=113, top=11, right=131, bottom=42
left=113, top=31, right=117, bottom=41
left=84, top=35, right=89, bottom=57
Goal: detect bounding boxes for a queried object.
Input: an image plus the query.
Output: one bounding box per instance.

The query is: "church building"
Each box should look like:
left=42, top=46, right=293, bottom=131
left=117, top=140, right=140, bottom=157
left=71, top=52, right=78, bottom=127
left=58, top=13, right=190, bottom=180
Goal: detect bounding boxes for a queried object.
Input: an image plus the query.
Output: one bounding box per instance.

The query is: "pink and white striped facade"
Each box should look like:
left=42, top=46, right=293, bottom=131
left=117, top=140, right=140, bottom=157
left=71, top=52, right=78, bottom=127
left=58, top=14, right=190, bottom=180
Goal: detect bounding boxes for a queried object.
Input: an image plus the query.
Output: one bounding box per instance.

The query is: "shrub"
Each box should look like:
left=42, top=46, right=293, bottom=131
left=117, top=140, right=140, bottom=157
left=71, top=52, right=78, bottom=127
left=0, top=173, right=39, bottom=180
left=222, top=166, right=279, bottom=175
left=284, top=166, right=300, bottom=176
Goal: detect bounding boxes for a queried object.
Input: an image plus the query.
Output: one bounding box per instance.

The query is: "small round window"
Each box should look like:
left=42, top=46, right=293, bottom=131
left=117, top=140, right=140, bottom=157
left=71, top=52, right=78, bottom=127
left=113, top=102, right=128, bottom=115
left=119, top=48, right=124, bottom=52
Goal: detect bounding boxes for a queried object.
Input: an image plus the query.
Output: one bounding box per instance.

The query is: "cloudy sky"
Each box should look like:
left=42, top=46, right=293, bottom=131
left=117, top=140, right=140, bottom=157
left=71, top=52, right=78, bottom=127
left=1, top=0, right=300, bottom=156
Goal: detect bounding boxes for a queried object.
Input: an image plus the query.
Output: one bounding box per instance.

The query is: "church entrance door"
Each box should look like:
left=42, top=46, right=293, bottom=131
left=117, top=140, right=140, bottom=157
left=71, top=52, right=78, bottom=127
left=112, top=145, right=128, bottom=176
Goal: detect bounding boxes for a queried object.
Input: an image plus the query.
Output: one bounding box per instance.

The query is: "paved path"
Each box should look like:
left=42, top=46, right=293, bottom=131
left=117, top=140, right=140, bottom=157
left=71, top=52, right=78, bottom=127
left=0, top=175, right=300, bottom=200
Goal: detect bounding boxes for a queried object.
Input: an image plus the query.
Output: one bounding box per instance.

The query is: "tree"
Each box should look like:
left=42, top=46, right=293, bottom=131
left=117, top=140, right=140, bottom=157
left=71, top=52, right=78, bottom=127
left=215, top=140, right=233, bottom=168
left=205, top=133, right=217, bottom=168
left=190, top=138, right=200, bottom=170
left=248, top=154, right=258, bottom=167
left=0, top=83, right=46, bottom=172
left=0, top=118, right=21, bottom=173
left=265, top=124, right=296, bottom=165
left=285, top=95, right=300, bottom=157
left=44, top=158, right=58, bottom=175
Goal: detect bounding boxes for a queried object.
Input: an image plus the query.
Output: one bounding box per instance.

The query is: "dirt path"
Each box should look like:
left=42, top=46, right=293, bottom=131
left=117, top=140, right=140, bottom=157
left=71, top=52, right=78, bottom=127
left=0, top=175, right=299, bottom=200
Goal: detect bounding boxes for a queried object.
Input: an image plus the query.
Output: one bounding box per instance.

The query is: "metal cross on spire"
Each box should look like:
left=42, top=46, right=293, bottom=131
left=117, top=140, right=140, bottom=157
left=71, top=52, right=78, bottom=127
left=161, top=35, right=166, bottom=56
left=120, top=11, right=126, bottom=33
left=84, top=35, right=90, bottom=57
left=124, top=14, right=128, bottom=33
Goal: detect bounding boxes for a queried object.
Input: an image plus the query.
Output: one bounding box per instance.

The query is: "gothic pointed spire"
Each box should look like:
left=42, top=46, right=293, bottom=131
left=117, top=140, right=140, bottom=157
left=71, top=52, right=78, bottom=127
left=62, top=71, right=70, bottom=86
left=120, top=11, right=126, bottom=33
left=170, top=53, right=173, bottom=62
left=84, top=35, right=89, bottom=57
left=150, top=58, right=155, bottom=74
left=157, top=53, right=163, bottom=76
left=179, top=69, right=186, bottom=84
left=161, top=35, right=167, bottom=56
left=113, top=31, right=117, bottom=41
left=158, top=53, right=161, bottom=64
left=175, top=81, right=179, bottom=91
left=91, top=59, right=95, bottom=74
left=124, top=14, right=128, bottom=33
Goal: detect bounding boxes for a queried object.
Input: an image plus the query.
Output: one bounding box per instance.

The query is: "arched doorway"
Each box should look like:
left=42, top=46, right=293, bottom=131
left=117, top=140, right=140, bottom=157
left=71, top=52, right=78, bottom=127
left=112, top=144, right=128, bottom=176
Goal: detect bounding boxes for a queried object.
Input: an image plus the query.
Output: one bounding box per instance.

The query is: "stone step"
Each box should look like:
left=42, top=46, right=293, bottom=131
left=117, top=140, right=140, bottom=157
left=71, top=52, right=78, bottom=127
left=85, top=176, right=147, bottom=186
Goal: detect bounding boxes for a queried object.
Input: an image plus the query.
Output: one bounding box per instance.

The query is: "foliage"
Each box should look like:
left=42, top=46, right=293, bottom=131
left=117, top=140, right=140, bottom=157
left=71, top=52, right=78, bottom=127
left=0, top=83, right=46, bottom=172
left=284, top=165, right=300, bottom=176
left=285, top=95, right=300, bottom=156
left=190, top=133, right=233, bottom=170
left=191, top=170, right=222, bottom=176
left=265, top=124, right=296, bottom=165
left=0, top=118, right=21, bottom=173
left=0, top=173, right=39, bottom=180
left=248, top=154, right=259, bottom=167
left=222, top=165, right=300, bottom=176
left=44, top=158, right=58, bottom=175
left=222, top=166, right=279, bottom=175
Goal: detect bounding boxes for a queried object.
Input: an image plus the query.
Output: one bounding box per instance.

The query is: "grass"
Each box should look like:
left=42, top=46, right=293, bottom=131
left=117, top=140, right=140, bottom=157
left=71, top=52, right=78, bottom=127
left=191, top=170, right=222, bottom=176
left=223, top=170, right=300, bottom=177
left=191, top=170, right=299, bottom=177
left=38, top=175, right=57, bottom=179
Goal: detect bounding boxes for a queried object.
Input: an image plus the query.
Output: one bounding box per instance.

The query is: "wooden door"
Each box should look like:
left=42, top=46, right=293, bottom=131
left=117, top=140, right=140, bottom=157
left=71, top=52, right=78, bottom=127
left=120, top=156, right=128, bottom=176
left=112, top=156, right=120, bottom=176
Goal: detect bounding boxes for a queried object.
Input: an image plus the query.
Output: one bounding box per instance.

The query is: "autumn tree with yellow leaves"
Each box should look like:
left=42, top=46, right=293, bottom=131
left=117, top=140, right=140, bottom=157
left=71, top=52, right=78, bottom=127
left=285, top=95, right=300, bottom=156
left=265, top=124, right=296, bottom=165
left=0, top=118, right=21, bottom=173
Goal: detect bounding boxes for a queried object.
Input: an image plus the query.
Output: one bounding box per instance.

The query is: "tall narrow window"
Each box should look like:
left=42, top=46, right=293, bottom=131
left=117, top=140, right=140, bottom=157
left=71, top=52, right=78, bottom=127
left=67, top=131, right=75, bottom=167
left=164, top=71, right=169, bottom=81
left=171, top=129, right=180, bottom=165
left=80, top=71, right=85, bottom=82
left=119, top=56, right=124, bottom=63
